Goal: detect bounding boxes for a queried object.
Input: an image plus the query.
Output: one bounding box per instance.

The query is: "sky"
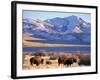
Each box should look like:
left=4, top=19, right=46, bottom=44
left=23, top=10, right=91, bottom=22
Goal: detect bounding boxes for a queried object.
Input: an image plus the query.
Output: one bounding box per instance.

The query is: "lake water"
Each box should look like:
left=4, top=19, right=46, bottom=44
left=26, top=40, right=90, bottom=44
left=23, top=46, right=90, bottom=53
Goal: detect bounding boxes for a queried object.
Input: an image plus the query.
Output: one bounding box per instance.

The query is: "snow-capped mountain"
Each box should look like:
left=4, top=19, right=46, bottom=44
left=23, top=15, right=91, bottom=43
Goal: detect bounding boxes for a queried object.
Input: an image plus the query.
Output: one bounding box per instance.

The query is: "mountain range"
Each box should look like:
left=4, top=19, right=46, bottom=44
left=23, top=15, right=91, bottom=44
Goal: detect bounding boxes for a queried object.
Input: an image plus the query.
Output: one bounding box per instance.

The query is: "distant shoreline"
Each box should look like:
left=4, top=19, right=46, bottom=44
left=23, top=33, right=90, bottom=47
left=23, top=40, right=90, bottom=47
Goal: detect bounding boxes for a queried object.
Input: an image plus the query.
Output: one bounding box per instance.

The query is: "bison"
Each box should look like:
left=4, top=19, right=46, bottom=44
left=58, top=57, right=77, bottom=66
left=58, top=57, right=65, bottom=66
left=46, top=61, right=52, bottom=65
left=64, top=58, right=77, bottom=66
left=30, top=56, right=44, bottom=66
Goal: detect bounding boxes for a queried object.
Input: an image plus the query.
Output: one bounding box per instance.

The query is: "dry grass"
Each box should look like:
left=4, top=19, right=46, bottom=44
left=22, top=52, right=90, bottom=70
left=23, top=33, right=44, bottom=40
left=23, top=40, right=90, bottom=47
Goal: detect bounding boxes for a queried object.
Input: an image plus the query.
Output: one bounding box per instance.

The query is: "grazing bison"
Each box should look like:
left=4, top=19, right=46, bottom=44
left=58, top=57, right=77, bottom=66
left=46, top=61, right=52, bottom=65
left=30, top=56, right=44, bottom=66
left=58, top=57, right=65, bottom=66
left=64, top=58, right=77, bottom=66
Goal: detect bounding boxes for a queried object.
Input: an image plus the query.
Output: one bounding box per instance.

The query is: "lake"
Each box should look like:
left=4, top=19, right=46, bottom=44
left=23, top=46, right=90, bottom=53
left=26, top=40, right=90, bottom=44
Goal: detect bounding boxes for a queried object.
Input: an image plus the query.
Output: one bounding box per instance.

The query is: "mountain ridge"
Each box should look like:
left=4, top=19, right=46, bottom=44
left=23, top=15, right=91, bottom=43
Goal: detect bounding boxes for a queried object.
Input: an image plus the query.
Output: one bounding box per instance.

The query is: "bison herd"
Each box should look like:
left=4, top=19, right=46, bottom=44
left=29, top=55, right=80, bottom=67
left=58, top=57, right=77, bottom=66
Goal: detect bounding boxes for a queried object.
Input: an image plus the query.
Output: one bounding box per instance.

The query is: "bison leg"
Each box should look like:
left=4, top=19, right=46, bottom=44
left=58, top=62, right=60, bottom=66
left=30, top=58, right=33, bottom=65
left=36, top=62, right=39, bottom=66
left=41, top=59, right=44, bottom=64
left=58, top=58, right=62, bottom=66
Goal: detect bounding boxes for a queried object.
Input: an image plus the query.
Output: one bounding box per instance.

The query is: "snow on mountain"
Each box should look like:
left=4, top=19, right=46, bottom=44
left=73, top=26, right=83, bottom=33
left=32, top=21, right=49, bottom=32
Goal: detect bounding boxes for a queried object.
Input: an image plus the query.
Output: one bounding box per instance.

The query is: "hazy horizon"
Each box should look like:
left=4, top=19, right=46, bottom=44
left=23, top=10, right=91, bottom=22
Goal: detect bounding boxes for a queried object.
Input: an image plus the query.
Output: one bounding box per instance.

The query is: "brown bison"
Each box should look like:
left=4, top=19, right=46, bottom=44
left=58, top=57, right=65, bottom=66
left=30, top=56, right=44, bottom=66
left=58, top=57, right=77, bottom=66
left=46, top=61, right=52, bottom=65
left=64, top=58, right=77, bottom=66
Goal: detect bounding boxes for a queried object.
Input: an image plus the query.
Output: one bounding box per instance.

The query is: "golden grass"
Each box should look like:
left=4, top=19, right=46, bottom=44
left=23, top=40, right=90, bottom=47
left=23, top=33, right=44, bottom=40
left=23, top=59, right=79, bottom=70
left=22, top=52, right=90, bottom=70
